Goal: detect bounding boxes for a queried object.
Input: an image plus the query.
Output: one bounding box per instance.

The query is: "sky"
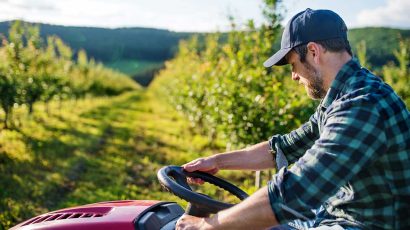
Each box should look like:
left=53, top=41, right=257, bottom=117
left=0, top=0, right=409, bottom=32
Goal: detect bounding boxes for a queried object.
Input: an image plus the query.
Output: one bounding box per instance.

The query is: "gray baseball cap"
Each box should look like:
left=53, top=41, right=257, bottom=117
left=263, top=8, right=348, bottom=67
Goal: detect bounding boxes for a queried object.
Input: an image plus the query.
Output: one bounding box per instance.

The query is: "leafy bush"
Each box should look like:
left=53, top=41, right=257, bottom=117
left=151, top=1, right=317, bottom=149
left=381, top=38, right=410, bottom=106
left=0, top=21, right=140, bottom=129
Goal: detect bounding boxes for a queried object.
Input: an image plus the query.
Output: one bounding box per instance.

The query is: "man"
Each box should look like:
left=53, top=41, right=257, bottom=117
left=176, top=8, right=410, bottom=230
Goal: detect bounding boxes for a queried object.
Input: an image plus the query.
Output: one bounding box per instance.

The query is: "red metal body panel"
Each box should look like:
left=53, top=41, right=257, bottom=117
left=11, top=200, right=162, bottom=230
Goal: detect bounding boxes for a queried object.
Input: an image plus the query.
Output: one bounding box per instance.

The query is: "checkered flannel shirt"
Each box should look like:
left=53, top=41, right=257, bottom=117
left=268, top=59, right=410, bottom=229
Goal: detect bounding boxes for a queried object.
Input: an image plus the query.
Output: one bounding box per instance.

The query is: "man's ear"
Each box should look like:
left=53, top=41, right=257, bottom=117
left=306, top=42, right=321, bottom=64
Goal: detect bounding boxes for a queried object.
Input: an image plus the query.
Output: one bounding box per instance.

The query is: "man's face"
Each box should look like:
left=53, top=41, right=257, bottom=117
left=286, top=51, right=327, bottom=100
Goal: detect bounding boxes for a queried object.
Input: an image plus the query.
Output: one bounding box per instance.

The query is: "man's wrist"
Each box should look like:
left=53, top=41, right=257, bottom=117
left=210, top=154, right=222, bottom=170
left=202, top=214, right=221, bottom=230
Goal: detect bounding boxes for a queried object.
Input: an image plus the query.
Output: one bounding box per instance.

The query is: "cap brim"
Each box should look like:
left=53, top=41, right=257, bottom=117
left=263, top=47, right=292, bottom=67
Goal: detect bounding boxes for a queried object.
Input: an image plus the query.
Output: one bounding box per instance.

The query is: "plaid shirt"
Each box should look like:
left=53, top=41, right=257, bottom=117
left=268, top=59, right=410, bottom=229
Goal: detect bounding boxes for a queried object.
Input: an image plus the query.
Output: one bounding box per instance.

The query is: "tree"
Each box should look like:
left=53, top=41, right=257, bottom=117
left=383, top=38, right=410, bottom=105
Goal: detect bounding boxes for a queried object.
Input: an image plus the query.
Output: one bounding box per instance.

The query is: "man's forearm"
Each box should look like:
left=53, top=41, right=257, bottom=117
left=212, top=141, right=275, bottom=171
left=204, top=186, right=279, bottom=229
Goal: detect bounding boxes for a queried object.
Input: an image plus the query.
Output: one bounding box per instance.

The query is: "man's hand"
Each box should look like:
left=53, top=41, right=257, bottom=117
left=175, top=187, right=278, bottom=229
left=182, top=157, right=219, bottom=184
left=175, top=214, right=211, bottom=230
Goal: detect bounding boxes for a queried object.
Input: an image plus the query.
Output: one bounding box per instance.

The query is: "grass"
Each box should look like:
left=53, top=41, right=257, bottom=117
left=0, top=90, right=262, bottom=229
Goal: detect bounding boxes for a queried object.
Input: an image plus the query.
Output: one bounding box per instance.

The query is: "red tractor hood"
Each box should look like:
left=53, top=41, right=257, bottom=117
left=11, top=200, right=164, bottom=230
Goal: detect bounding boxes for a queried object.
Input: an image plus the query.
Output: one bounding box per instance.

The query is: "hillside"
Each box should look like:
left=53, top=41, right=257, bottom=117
left=0, top=21, right=190, bottom=62
left=0, top=21, right=408, bottom=82
left=349, top=27, right=410, bottom=67
left=0, top=21, right=192, bottom=86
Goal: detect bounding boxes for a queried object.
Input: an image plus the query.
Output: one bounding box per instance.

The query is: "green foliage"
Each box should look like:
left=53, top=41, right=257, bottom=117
left=2, top=21, right=409, bottom=77
left=151, top=1, right=317, bottom=149
left=353, top=38, right=410, bottom=106
left=348, top=27, right=410, bottom=67
left=382, top=38, right=410, bottom=105
left=356, top=40, right=369, bottom=68
left=1, top=5, right=409, bottom=230
left=262, top=0, right=283, bottom=32
left=0, top=71, right=18, bottom=129
left=0, top=21, right=140, bottom=129
left=151, top=10, right=410, bottom=150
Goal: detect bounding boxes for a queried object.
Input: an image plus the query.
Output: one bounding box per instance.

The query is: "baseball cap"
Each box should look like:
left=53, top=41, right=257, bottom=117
left=263, top=8, right=348, bottom=67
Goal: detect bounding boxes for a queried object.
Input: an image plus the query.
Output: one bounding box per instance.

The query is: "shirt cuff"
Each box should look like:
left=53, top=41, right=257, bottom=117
left=269, top=135, right=289, bottom=169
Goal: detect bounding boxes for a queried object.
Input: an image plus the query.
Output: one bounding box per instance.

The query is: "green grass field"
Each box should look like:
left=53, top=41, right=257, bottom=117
left=0, top=90, right=260, bottom=229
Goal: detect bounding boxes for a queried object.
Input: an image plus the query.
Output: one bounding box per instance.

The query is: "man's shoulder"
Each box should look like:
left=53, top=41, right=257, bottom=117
left=344, top=67, right=390, bottom=95
left=336, top=69, right=401, bottom=108
left=328, top=70, right=408, bottom=122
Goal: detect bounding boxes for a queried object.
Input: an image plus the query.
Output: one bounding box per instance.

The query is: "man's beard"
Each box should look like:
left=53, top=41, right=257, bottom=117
left=303, top=62, right=327, bottom=100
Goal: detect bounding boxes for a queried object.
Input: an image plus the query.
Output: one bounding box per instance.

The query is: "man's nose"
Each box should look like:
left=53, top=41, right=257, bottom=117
left=292, top=72, right=300, bottom=81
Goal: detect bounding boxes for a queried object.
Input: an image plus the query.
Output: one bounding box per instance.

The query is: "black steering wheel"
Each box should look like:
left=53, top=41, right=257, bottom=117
left=157, top=165, right=249, bottom=217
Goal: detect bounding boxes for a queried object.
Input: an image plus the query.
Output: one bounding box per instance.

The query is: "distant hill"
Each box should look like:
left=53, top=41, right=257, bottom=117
left=0, top=20, right=194, bottom=86
left=0, top=20, right=191, bottom=63
left=349, top=27, right=410, bottom=67
left=0, top=20, right=409, bottom=85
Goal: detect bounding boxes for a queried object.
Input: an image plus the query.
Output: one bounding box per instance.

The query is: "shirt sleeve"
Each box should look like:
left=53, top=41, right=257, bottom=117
left=269, top=108, right=320, bottom=165
left=267, top=99, right=388, bottom=223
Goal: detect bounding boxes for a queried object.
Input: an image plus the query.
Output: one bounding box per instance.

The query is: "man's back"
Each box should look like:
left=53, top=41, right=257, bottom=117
left=320, top=62, right=410, bottom=229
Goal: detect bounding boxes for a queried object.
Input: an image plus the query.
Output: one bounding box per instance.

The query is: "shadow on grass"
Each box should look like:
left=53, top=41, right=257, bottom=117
left=0, top=91, right=199, bottom=229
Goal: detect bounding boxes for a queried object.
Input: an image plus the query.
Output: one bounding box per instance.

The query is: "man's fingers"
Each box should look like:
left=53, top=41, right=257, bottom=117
left=187, top=177, right=204, bottom=185
left=195, top=178, right=204, bottom=184
left=183, top=160, right=203, bottom=172
left=182, top=157, right=218, bottom=185
left=183, top=158, right=218, bottom=173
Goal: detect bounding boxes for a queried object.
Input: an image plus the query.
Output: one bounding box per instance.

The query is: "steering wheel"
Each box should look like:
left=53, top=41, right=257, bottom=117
left=157, top=165, right=249, bottom=217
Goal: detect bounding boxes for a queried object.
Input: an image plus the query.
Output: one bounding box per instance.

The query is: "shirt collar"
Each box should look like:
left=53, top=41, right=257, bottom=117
left=320, top=58, right=362, bottom=109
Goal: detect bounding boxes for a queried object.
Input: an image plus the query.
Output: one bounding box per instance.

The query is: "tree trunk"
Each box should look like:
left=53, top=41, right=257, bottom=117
left=28, top=102, right=34, bottom=114
left=4, top=108, right=10, bottom=129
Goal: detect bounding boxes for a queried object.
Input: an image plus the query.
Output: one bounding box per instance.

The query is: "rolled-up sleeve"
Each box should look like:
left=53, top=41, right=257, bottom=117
left=268, top=100, right=387, bottom=223
left=269, top=110, right=320, bottom=166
